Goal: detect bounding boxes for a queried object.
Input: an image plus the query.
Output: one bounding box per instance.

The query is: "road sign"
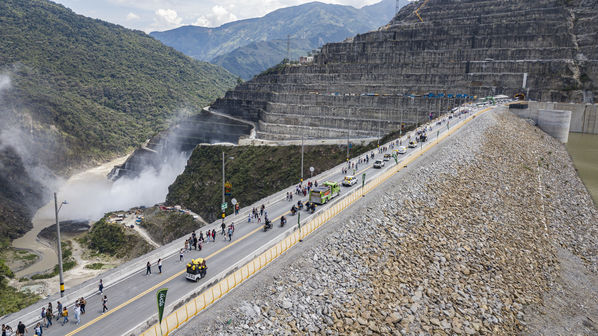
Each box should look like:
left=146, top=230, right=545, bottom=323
left=309, top=167, right=314, bottom=172
left=231, top=198, right=237, bottom=205
left=221, top=202, right=228, bottom=210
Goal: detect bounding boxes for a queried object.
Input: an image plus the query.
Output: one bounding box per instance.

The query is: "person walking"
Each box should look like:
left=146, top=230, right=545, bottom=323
left=227, top=226, right=233, bottom=241
left=74, top=304, right=81, bottom=325
left=16, top=321, right=27, bottom=336
left=184, top=239, right=189, bottom=251
left=98, top=279, right=104, bottom=295
left=55, top=301, right=62, bottom=321
left=33, top=322, right=42, bottom=336
left=220, top=222, right=225, bottom=235
left=179, top=249, right=184, bottom=262
left=41, top=307, right=46, bottom=326
left=211, top=229, right=216, bottom=242
left=61, top=307, right=68, bottom=326
left=146, top=261, right=152, bottom=275
left=80, top=297, right=86, bottom=314
left=45, top=303, right=53, bottom=328
left=102, top=295, right=108, bottom=313
left=199, top=231, right=204, bottom=243
left=157, top=258, right=162, bottom=274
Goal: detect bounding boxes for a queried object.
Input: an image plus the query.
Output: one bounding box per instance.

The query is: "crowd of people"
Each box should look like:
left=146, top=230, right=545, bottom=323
left=2, top=294, right=98, bottom=336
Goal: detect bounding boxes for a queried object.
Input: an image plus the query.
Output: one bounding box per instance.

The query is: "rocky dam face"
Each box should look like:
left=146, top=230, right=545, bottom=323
left=210, top=0, right=598, bottom=141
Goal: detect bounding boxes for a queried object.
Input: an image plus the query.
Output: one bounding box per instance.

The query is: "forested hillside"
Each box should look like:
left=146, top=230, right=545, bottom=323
left=0, top=0, right=237, bottom=171
left=0, top=0, right=237, bottom=243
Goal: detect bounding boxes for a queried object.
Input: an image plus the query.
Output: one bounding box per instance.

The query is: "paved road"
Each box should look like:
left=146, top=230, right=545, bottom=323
left=6, top=106, right=488, bottom=336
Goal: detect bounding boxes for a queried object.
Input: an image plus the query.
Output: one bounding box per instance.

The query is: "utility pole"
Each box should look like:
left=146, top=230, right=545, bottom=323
left=377, top=109, right=381, bottom=147
left=301, top=133, right=304, bottom=183
left=286, top=34, right=290, bottom=63
left=54, top=193, right=65, bottom=297
left=346, top=108, right=351, bottom=162
left=222, top=151, right=225, bottom=224
left=221, top=153, right=234, bottom=223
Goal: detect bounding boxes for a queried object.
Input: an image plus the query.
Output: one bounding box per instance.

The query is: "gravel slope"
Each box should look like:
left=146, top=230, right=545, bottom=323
left=175, top=109, right=598, bottom=335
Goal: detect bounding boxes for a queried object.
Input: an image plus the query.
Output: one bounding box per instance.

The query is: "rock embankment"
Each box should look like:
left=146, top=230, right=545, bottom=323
left=179, top=109, right=598, bottom=335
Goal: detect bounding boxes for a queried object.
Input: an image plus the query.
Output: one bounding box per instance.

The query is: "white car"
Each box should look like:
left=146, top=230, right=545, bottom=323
left=396, top=146, right=407, bottom=154
left=342, top=175, right=358, bottom=186
left=373, top=160, right=385, bottom=168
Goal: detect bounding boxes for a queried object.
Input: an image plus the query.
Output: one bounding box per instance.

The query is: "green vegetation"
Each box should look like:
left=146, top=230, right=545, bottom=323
left=166, top=132, right=410, bottom=223
left=140, top=208, right=205, bottom=245
left=1, top=0, right=237, bottom=172
left=30, top=241, right=75, bottom=280
left=84, top=263, right=105, bottom=270
left=80, top=216, right=153, bottom=259
left=0, top=147, right=44, bottom=241
left=0, top=239, right=40, bottom=316
left=0, top=0, right=238, bottom=245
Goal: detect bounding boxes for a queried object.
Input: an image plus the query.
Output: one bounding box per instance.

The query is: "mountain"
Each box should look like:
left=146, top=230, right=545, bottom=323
left=0, top=0, right=238, bottom=240
left=210, top=39, right=315, bottom=81
left=150, top=0, right=400, bottom=79
left=210, top=0, right=597, bottom=141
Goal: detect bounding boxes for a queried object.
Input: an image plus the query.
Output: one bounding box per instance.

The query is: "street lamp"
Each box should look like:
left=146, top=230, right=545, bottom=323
left=54, top=193, right=67, bottom=297
left=221, top=152, right=234, bottom=224
left=300, top=133, right=304, bottom=183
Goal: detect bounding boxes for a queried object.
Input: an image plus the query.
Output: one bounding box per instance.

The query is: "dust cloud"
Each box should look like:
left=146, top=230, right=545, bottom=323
left=56, top=149, right=189, bottom=221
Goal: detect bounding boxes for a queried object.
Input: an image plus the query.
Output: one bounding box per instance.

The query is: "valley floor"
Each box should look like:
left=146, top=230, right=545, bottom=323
left=176, top=109, right=598, bottom=335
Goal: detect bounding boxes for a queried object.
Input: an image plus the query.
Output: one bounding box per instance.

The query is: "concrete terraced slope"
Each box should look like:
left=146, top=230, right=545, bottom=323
left=210, top=0, right=598, bottom=141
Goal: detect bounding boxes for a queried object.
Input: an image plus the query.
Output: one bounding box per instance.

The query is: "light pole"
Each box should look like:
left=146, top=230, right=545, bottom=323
left=221, top=152, right=234, bottom=224
left=346, top=107, right=352, bottom=162
left=54, top=193, right=67, bottom=297
left=300, top=133, right=304, bottom=183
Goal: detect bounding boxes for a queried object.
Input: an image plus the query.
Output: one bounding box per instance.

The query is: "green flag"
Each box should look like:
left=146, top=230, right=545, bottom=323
left=157, top=288, right=168, bottom=325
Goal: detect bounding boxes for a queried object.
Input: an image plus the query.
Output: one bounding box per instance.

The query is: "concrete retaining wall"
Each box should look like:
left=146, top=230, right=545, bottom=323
left=538, top=109, right=572, bottom=143
left=512, top=101, right=598, bottom=135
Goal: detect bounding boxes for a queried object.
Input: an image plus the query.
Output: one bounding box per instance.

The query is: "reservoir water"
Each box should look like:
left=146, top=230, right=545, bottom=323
left=566, top=133, right=598, bottom=206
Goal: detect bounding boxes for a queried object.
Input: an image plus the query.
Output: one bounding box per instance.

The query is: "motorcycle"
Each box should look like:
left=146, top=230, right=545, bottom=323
left=263, top=219, right=272, bottom=231
left=297, top=200, right=304, bottom=210
left=290, top=206, right=297, bottom=215
left=280, top=216, right=287, bottom=227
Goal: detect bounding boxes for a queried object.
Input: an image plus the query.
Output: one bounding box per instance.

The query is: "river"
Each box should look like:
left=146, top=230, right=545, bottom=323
left=12, top=155, right=129, bottom=278
left=566, top=133, right=598, bottom=206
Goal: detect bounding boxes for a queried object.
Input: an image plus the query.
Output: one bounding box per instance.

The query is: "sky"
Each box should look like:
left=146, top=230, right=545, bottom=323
left=53, top=0, right=387, bottom=33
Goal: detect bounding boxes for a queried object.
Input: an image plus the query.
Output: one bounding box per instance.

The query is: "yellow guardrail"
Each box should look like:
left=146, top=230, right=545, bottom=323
left=140, top=107, right=489, bottom=336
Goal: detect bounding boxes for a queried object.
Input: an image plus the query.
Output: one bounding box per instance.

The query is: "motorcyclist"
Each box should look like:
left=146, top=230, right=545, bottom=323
left=297, top=200, right=303, bottom=210
left=291, top=205, right=297, bottom=215
left=280, top=216, right=286, bottom=227
left=264, top=218, right=272, bottom=231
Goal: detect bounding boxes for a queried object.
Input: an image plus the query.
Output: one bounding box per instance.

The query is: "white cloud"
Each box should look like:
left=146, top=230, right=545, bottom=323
left=155, top=8, right=183, bottom=28
left=126, top=12, right=140, bottom=20
left=193, top=16, right=210, bottom=27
